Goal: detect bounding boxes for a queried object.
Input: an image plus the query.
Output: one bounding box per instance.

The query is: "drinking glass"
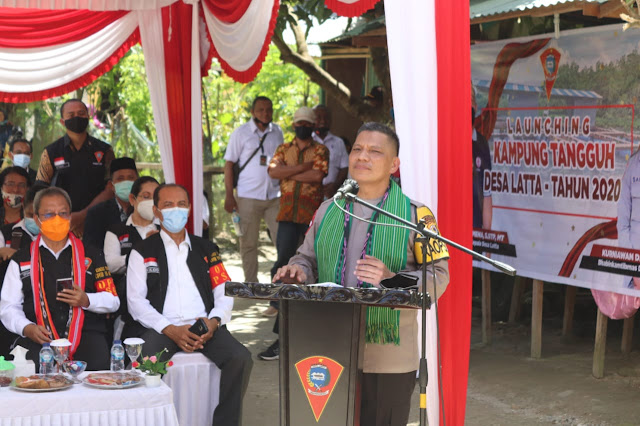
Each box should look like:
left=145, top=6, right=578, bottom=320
left=63, top=360, right=87, bottom=384
left=50, top=340, right=71, bottom=374
left=123, top=338, right=145, bottom=374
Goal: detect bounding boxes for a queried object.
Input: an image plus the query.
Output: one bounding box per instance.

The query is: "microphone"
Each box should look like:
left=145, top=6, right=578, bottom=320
left=334, top=179, right=360, bottom=200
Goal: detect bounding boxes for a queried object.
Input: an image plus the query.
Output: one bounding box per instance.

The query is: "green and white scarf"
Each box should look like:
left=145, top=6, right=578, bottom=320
left=314, top=180, right=411, bottom=345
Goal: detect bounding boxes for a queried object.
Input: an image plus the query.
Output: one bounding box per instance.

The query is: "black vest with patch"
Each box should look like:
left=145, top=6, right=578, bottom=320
left=126, top=232, right=219, bottom=337
left=45, top=134, right=110, bottom=212
left=11, top=243, right=108, bottom=335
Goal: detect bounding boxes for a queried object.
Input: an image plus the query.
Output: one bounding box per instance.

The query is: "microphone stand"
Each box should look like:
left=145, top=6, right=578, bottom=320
left=342, top=192, right=515, bottom=426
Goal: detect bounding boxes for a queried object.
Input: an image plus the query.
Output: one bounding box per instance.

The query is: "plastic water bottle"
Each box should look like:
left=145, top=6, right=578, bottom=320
left=110, top=340, right=125, bottom=372
left=232, top=211, right=243, bottom=236
left=39, top=343, right=54, bottom=375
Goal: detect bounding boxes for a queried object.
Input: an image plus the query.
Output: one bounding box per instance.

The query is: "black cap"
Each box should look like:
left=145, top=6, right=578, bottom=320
left=110, top=157, right=137, bottom=176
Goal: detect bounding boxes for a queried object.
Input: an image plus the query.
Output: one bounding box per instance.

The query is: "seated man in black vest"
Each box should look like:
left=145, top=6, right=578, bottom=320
left=127, top=183, right=252, bottom=426
left=0, top=187, right=119, bottom=370
left=83, top=157, right=138, bottom=250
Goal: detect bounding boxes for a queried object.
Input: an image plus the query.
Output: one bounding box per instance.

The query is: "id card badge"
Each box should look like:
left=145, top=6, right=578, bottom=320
left=260, top=155, right=267, bottom=166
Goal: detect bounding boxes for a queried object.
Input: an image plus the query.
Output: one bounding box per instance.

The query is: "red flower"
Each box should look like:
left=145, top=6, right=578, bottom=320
left=132, top=361, right=139, bottom=368
left=167, top=361, right=174, bottom=367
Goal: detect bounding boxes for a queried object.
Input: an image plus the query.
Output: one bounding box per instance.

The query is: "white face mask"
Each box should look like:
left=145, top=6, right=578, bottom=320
left=137, top=199, right=155, bottom=221
left=12, top=154, right=30, bottom=169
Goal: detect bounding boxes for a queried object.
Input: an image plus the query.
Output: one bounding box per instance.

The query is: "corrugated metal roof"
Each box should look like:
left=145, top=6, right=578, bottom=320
left=470, top=0, right=607, bottom=20
left=474, top=79, right=603, bottom=99
left=322, top=16, right=385, bottom=43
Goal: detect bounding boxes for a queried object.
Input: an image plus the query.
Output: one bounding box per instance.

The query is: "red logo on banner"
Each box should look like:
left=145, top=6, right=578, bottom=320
left=540, top=48, right=561, bottom=100
left=295, top=356, right=344, bottom=422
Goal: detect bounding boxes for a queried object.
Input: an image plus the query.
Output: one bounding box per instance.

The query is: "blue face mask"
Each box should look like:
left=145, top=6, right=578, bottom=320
left=160, top=207, right=189, bottom=233
left=12, top=154, right=30, bottom=169
left=114, top=180, right=134, bottom=202
left=24, top=217, right=39, bottom=235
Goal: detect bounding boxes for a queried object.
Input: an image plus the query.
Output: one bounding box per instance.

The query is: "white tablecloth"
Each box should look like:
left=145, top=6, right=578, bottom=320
left=0, top=371, right=179, bottom=426
left=162, top=352, right=221, bottom=426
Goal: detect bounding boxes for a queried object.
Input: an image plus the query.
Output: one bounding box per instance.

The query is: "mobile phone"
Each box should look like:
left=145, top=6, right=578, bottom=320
left=56, top=278, right=74, bottom=293
left=188, top=318, right=209, bottom=336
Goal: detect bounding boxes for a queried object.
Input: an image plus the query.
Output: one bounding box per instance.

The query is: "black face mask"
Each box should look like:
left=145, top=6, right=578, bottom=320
left=253, top=117, right=271, bottom=127
left=315, top=127, right=330, bottom=135
left=295, top=126, right=314, bottom=140
left=64, top=116, right=89, bottom=134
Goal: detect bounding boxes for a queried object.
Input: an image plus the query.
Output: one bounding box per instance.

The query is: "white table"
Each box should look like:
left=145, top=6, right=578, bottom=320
left=0, top=371, right=179, bottom=426
left=162, top=352, right=221, bottom=426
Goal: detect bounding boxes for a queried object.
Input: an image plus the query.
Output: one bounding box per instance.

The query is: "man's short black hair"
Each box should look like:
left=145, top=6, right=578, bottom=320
left=9, top=138, right=31, bottom=153
left=0, top=166, right=31, bottom=188
left=251, top=96, right=272, bottom=109
left=153, top=183, right=191, bottom=207
left=356, top=122, right=400, bottom=156
left=25, top=182, right=49, bottom=208
left=60, top=98, right=88, bottom=118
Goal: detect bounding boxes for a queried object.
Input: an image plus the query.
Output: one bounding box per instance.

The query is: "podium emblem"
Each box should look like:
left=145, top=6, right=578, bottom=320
left=295, top=356, right=344, bottom=422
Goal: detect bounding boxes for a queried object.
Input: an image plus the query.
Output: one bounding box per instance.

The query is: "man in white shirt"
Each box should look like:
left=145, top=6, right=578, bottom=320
left=312, top=105, right=349, bottom=198
left=127, top=183, right=252, bottom=426
left=0, top=187, right=120, bottom=370
left=224, top=96, right=283, bottom=287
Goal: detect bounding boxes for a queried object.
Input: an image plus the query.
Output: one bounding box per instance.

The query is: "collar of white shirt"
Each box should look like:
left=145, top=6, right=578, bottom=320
left=159, top=229, right=192, bottom=250
left=12, top=218, right=35, bottom=239
left=312, top=130, right=335, bottom=144
left=39, top=237, right=72, bottom=259
left=249, top=118, right=273, bottom=136
left=126, top=215, right=161, bottom=227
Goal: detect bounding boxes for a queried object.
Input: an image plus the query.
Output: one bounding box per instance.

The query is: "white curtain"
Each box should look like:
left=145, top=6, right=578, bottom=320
left=385, top=0, right=441, bottom=424
left=201, top=0, right=276, bottom=72
left=0, top=13, right=138, bottom=93
left=0, top=0, right=176, bottom=10
left=137, top=9, right=175, bottom=184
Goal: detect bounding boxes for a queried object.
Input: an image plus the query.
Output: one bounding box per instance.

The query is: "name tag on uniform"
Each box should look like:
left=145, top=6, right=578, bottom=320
left=19, top=261, right=31, bottom=280
left=144, top=257, right=159, bottom=274
left=54, top=157, right=69, bottom=169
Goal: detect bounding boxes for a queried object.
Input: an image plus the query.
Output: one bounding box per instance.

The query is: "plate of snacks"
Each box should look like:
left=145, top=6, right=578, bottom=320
left=83, top=372, right=143, bottom=389
left=11, top=374, right=73, bottom=392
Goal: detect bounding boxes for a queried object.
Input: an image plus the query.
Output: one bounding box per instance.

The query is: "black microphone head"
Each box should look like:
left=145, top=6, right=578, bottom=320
left=346, top=179, right=359, bottom=195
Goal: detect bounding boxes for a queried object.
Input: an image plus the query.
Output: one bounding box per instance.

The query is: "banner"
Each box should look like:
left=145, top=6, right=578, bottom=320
left=471, top=24, right=640, bottom=298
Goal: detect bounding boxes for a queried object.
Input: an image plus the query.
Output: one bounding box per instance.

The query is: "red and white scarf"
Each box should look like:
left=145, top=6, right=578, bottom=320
left=30, top=233, right=86, bottom=357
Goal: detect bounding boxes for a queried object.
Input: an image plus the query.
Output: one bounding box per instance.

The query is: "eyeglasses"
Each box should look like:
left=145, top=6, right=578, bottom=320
left=3, top=182, right=27, bottom=190
left=39, top=212, right=71, bottom=221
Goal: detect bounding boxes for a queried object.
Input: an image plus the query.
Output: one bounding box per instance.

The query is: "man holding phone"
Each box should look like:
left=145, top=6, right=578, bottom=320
left=126, top=183, right=252, bottom=426
left=0, top=187, right=119, bottom=370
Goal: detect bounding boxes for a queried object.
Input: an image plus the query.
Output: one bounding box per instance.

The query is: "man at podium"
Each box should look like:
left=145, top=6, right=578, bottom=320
left=273, top=122, right=450, bottom=426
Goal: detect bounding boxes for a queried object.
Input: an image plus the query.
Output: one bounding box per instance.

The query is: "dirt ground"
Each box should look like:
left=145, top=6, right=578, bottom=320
left=220, top=235, right=640, bottom=425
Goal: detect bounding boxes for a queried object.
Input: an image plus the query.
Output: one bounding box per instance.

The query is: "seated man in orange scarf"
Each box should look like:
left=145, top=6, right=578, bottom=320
left=0, top=187, right=119, bottom=370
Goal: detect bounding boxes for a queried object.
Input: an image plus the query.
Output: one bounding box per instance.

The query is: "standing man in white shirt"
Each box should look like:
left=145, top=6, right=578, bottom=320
left=224, top=96, right=283, bottom=292
left=127, top=184, right=252, bottom=426
left=313, top=105, right=349, bottom=199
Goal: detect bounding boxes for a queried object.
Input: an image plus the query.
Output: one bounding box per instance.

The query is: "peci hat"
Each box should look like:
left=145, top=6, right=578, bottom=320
left=293, top=107, right=316, bottom=124
left=110, top=157, right=138, bottom=176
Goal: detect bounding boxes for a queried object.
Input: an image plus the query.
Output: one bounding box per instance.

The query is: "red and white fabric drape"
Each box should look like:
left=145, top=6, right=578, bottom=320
left=385, top=0, right=471, bottom=425
left=325, top=0, right=381, bottom=17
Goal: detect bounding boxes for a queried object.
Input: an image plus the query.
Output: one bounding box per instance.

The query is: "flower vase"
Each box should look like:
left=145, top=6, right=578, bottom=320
left=145, top=373, right=162, bottom=388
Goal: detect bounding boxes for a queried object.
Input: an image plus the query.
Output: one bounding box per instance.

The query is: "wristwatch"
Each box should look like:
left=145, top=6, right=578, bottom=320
left=213, top=317, right=221, bottom=329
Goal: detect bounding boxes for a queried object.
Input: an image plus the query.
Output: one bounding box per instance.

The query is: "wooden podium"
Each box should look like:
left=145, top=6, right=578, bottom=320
left=225, top=282, right=427, bottom=426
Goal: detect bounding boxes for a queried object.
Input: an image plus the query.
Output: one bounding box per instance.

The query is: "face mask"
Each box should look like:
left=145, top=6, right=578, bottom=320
left=12, top=154, right=30, bottom=169
left=24, top=217, right=39, bottom=235
left=253, top=117, right=271, bottom=127
left=2, top=191, right=23, bottom=209
left=38, top=215, right=70, bottom=241
left=114, top=180, right=134, bottom=202
left=294, top=126, right=313, bottom=140
left=64, top=116, right=89, bottom=134
left=160, top=207, right=189, bottom=233
left=315, top=127, right=330, bottom=135
left=137, top=199, right=155, bottom=221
